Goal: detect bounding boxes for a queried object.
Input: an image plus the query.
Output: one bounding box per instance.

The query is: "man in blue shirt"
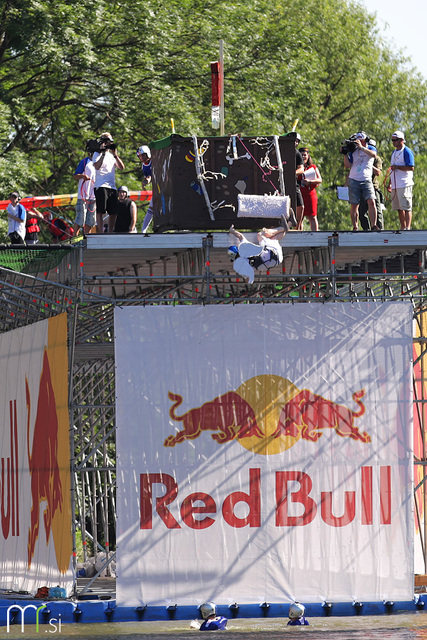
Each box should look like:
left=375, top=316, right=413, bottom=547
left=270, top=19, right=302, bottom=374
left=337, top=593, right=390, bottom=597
left=287, top=602, right=309, bottom=626
left=198, top=602, right=227, bottom=631
left=137, top=145, right=154, bottom=233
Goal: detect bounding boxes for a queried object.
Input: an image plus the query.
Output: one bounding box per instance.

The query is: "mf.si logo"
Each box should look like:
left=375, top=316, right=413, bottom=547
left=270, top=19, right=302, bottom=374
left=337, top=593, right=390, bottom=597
left=164, top=374, right=369, bottom=455
left=6, top=604, right=62, bottom=633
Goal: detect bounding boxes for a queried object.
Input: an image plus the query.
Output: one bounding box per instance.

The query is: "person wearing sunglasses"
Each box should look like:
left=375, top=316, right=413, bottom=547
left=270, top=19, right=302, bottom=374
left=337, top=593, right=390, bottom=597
left=389, top=130, right=415, bottom=230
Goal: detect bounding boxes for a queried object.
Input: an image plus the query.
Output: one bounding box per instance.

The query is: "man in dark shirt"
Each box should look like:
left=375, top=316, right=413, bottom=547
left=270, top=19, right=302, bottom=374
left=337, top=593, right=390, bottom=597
left=114, top=186, right=137, bottom=233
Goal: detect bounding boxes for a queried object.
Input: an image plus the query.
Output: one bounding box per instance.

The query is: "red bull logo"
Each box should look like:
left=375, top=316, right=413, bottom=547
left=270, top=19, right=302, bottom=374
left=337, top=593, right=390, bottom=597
left=25, top=314, right=72, bottom=574
left=26, top=349, right=63, bottom=569
left=164, top=375, right=370, bottom=454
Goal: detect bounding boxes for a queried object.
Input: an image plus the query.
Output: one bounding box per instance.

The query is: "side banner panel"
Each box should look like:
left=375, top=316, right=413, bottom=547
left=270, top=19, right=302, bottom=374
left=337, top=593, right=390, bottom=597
left=115, top=303, right=413, bottom=606
left=0, top=314, right=73, bottom=594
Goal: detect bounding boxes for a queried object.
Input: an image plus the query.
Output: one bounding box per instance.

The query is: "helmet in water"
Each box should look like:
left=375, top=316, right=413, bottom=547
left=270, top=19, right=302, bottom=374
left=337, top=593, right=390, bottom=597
left=288, top=603, right=305, bottom=620
left=199, top=602, right=216, bottom=620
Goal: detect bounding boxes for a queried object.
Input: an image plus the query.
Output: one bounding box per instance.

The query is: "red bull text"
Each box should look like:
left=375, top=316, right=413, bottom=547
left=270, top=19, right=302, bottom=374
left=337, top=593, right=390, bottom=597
left=1, top=400, right=20, bottom=540
left=140, top=466, right=391, bottom=530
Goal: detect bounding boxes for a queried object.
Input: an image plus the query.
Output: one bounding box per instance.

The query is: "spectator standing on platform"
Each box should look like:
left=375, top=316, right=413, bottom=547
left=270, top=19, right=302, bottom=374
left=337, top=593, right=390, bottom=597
left=359, top=146, right=384, bottom=231
left=6, top=191, right=26, bottom=245
left=114, top=186, right=137, bottom=233
left=343, top=132, right=378, bottom=231
left=137, top=145, right=154, bottom=233
left=72, top=141, right=96, bottom=236
left=93, top=132, right=125, bottom=233
left=25, top=207, right=45, bottom=244
left=298, top=148, right=322, bottom=231
left=389, top=130, right=415, bottom=230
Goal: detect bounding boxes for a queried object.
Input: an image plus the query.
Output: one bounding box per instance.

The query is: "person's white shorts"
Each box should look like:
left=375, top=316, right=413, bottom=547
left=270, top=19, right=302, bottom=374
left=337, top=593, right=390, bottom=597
left=391, top=186, right=412, bottom=212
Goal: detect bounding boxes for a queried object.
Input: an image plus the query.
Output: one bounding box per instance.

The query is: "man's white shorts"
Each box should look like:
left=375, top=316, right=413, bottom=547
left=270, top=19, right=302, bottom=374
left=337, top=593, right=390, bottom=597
left=391, top=186, right=413, bottom=211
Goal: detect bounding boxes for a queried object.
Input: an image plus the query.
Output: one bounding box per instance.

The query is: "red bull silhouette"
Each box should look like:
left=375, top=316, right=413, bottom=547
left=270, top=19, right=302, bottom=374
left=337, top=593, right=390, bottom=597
left=164, top=391, right=263, bottom=447
left=273, top=388, right=369, bottom=443
left=26, top=349, right=63, bottom=568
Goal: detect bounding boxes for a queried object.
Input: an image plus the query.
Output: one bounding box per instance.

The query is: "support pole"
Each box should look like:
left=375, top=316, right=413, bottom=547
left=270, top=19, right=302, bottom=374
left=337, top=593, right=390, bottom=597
left=220, top=40, right=225, bottom=136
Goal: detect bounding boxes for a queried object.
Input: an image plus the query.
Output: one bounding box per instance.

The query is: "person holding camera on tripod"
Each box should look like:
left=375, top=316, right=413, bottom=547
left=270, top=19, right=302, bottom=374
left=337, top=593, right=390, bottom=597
left=93, top=131, right=125, bottom=233
left=342, top=132, right=379, bottom=231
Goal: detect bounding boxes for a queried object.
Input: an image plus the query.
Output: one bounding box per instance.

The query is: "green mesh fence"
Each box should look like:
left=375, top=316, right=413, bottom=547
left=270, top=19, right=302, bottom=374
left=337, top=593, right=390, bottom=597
left=0, top=246, right=75, bottom=275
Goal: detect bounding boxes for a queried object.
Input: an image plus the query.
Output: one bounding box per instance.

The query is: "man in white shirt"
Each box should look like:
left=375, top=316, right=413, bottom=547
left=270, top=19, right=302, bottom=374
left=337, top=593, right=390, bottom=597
left=343, top=131, right=378, bottom=231
left=92, top=132, right=125, bottom=232
left=389, top=130, right=415, bottom=230
left=7, top=191, right=26, bottom=244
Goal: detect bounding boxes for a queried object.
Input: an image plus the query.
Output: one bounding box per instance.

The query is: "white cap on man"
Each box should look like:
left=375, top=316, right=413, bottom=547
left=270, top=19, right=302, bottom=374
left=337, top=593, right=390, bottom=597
left=137, top=145, right=151, bottom=158
left=118, top=185, right=129, bottom=195
left=392, top=130, right=405, bottom=140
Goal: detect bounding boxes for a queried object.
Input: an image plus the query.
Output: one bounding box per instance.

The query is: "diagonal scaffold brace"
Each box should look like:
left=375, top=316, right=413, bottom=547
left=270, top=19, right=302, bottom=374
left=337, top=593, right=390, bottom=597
left=273, top=134, right=286, bottom=196
left=192, top=134, right=216, bottom=221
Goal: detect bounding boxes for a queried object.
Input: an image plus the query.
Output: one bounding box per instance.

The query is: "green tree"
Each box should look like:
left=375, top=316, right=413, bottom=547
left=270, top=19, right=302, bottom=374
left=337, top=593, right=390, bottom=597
left=0, top=0, right=426, bottom=237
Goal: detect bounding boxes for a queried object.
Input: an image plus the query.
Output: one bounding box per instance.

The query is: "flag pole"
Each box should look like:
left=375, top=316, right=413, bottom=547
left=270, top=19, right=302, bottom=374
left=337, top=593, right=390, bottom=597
left=219, top=40, right=225, bottom=136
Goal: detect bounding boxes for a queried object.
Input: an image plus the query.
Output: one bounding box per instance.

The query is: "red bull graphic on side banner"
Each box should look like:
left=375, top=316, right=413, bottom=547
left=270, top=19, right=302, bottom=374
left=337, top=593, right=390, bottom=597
left=115, top=304, right=414, bottom=608
left=0, top=314, right=73, bottom=595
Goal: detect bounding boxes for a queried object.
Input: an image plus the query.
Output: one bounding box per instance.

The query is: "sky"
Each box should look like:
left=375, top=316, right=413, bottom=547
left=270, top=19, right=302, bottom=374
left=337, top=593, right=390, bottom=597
left=361, top=0, right=427, bottom=80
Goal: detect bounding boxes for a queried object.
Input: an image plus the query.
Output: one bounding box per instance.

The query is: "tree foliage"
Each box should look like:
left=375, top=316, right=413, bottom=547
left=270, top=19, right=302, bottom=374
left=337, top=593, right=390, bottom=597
left=0, top=0, right=426, bottom=236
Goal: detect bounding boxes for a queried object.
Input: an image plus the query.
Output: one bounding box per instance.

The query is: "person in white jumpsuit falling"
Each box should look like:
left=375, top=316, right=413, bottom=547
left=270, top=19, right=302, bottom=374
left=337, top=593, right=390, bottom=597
left=228, top=215, right=288, bottom=284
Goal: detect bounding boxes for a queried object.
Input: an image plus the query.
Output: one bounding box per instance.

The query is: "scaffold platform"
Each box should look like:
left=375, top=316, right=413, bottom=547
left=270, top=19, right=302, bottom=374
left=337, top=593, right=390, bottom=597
left=1, top=230, right=427, bottom=619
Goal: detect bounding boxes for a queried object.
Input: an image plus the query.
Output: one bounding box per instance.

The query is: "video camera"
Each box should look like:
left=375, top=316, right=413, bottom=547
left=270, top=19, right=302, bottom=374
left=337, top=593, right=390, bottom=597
left=86, top=135, right=117, bottom=153
left=339, top=132, right=371, bottom=155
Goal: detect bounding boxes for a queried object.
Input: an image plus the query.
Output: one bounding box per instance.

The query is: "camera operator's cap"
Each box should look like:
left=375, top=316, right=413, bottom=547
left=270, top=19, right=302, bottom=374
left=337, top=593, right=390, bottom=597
left=100, top=131, right=113, bottom=141
left=355, top=132, right=367, bottom=140
left=392, top=130, right=405, bottom=140
left=118, top=185, right=129, bottom=195
left=136, top=145, right=151, bottom=158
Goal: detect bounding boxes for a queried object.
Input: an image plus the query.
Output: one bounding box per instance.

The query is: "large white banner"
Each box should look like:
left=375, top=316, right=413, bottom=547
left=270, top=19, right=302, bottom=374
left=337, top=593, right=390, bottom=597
left=115, top=303, right=413, bottom=607
left=0, top=314, right=73, bottom=594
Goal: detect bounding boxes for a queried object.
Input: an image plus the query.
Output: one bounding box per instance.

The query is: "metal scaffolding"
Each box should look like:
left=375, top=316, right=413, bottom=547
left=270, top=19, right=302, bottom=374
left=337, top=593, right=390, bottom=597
left=1, top=230, right=427, bottom=582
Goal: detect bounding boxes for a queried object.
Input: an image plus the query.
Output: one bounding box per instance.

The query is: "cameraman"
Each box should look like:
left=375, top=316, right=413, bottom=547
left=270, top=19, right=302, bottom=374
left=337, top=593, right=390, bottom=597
left=93, top=131, right=125, bottom=232
left=342, top=132, right=378, bottom=231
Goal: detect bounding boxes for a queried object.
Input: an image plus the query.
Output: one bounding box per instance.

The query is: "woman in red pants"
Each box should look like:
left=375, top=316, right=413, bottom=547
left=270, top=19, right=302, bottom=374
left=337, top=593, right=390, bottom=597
left=298, top=148, right=322, bottom=231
